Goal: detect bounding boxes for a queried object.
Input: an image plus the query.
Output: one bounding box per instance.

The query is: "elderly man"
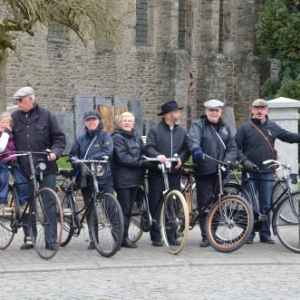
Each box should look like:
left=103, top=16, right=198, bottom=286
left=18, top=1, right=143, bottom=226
left=145, top=100, right=190, bottom=247
left=188, top=99, right=237, bottom=247
left=11, top=87, right=66, bottom=251
left=236, top=98, right=300, bottom=245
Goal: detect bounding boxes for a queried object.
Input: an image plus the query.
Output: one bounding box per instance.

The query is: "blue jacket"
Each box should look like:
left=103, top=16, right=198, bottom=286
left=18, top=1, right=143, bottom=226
left=69, top=123, right=113, bottom=185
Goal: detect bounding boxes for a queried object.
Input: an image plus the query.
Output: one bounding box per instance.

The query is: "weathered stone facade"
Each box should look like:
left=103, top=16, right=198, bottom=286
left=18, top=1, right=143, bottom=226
left=5, top=0, right=267, bottom=131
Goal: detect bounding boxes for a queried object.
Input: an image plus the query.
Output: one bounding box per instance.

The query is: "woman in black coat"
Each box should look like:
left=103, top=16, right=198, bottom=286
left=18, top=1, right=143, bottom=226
left=112, top=112, right=148, bottom=248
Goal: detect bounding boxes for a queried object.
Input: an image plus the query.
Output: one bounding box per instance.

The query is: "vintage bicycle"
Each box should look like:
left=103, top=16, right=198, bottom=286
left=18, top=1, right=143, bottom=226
left=0, top=151, right=63, bottom=260
left=56, top=156, right=124, bottom=257
left=225, top=159, right=300, bottom=253
left=128, top=155, right=189, bottom=255
left=180, top=154, right=254, bottom=253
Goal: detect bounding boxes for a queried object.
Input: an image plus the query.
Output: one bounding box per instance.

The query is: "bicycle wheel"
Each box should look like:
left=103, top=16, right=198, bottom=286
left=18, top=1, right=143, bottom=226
left=56, top=182, right=74, bottom=247
left=223, top=182, right=251, bottom=202
left=273, top=191, right=300, bottom=253
left=206, top=195, right=254, bottom=253
left=0, top=185, right=19, bottom=250
left=128, top=200, right=144, bottom=242
left=29, top=187, right=63, bottom=260
left=89, top=193, right=124, bottom=258
left=271, top=180, right=287, bottom=211
left=160, top=190, right=189, bottom=255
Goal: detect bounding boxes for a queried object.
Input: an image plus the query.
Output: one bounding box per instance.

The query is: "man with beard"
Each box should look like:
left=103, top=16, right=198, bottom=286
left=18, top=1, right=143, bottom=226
left=235, top=99, right=300, bottom=245
left=145, top=101, right=190, bottom=247
left=188, top=99, right=237, bottom=247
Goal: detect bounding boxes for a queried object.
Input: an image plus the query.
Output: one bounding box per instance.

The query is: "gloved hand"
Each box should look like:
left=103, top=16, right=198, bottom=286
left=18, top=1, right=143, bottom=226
left=221, top=167, right=229, bottom=178
left=242, top=159, right=254, bottom=172
left=193, top=148, right=204, bottom=163
left=69, top=156, right=80, bottom=170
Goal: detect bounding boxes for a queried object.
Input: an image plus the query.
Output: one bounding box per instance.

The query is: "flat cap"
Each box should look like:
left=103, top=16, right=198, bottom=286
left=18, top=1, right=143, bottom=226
left=252, top=99, right=268, bottom=107
left=83, top=110, right=101, bottom=121
left=12, top=87, right=35, bottom=99
left=204, top=99, right=224, bottom=109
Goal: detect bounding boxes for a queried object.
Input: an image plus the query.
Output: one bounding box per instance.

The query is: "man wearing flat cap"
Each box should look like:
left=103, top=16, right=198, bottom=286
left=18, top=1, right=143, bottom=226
left=145, top=100, right=190, bottom=247
left=11, top=86, right=66, bottom=251
left=188, top=99, right=237, bottom=247
left=236, top=98, right=300, bottom=245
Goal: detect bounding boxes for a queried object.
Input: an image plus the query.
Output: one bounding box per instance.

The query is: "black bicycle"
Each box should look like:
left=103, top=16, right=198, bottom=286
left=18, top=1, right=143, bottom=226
left=56, top=157, right=124, bottom=257
left=180, top=154, right=254, bottom=253
left=224, top=159, right=300, bottom=253
left=128, top=155, right=189, bottom=255
left=0, top=151, right=63, bottom=260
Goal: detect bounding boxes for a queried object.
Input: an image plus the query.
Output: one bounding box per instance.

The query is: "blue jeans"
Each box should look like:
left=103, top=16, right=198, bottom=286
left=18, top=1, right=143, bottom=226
left=242, top=171, right=274, bottom=240
left=11, top=162, right=29, bottom=205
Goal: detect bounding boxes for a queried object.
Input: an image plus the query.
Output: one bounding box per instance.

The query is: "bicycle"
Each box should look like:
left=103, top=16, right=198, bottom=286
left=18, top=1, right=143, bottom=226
left=226, top=159, right=300, bottom=253
left=181, top=154, right=254, bottom=253
left=0, top=151, right=63, bottom=260
left=56, top=156, right=124, bottom=257
left=128, top=155, right=189, bottom=255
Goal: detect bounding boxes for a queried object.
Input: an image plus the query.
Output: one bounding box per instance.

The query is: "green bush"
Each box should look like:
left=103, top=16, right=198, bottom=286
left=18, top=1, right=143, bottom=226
left=57, top=155, right=71, bottom=169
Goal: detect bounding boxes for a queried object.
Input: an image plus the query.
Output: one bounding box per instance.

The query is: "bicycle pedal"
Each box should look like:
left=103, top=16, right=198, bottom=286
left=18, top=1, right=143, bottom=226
left=63, top=208, right=73, bottom=216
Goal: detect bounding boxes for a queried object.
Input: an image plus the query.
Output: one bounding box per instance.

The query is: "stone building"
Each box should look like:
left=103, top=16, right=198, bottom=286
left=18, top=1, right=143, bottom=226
left=5, top=0, right=268, bottom=139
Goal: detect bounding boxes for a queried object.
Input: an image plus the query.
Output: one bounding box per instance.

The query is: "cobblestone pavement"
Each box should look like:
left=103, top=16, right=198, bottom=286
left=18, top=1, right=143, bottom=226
left=0, top=228, right=300, bottom=299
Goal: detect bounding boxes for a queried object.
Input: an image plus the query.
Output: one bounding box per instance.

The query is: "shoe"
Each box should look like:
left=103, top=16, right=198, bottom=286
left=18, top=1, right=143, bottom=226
left=46, top=242, right=58, bottom=251
left=169, top=239, right=180, bottom=246
left=152, top=240, right=163, bottom=247
left=260, top=238, right=275, bottom=244
left=200, top=239, right=210, bottom=247
left=121, top=237, right=138, bottom=248
left=87, top=242, right=96, bottom=250
left=20, top=243, right=34, bottom=250
left=246, top=239, right=253, bottom=244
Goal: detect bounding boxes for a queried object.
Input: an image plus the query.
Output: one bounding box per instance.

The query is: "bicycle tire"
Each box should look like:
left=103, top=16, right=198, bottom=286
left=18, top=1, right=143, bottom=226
left=160, top=190, right=189, bottom=255
left=223, top=182, right=251, bottom=202
left=29, top=187, right=63, bottom=260
left=128, top=200, right=144, bottom=242
left=206, top=195, right=254, bottom=253
left=271, top=180, right=288, bottom=211
left=89, top=193, right=124, bottom=258
left=56, top=182, right=75, bottom=247
left=273, top=191, right=300, bottom=253
left=0, top=185, right=19, bottom=250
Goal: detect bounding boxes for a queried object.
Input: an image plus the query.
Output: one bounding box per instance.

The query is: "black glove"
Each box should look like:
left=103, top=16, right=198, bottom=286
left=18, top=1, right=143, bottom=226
left=221, top=167, right=229, bottom=178
left=242, top=159, right=254, bottom=172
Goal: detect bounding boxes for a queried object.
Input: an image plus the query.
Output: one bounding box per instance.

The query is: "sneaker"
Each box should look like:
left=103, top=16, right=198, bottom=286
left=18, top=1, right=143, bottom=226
left=246, top=239, right=253, bottom=244
left=122, top=237, right=138, bottom=248
left=260, top=238, right=275, bottom=244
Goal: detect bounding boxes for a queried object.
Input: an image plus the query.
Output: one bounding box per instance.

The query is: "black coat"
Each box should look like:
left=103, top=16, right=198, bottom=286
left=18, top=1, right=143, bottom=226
left=112, top=125, right=144, bottom=189
left=145, top=120, right=190, bottom=176
left=11, top=103, right=66, bottom=176
left=235, top=116, right=300, bottom=172
left=69, top=123, right=113, bottom=185
left=188, top=115, right=237, bottom=176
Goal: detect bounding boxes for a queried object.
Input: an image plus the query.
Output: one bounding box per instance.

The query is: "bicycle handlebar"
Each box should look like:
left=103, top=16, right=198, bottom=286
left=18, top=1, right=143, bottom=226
left=203, top=154, right=232, bottom=169
left=263, top=159, right=291, bottom=171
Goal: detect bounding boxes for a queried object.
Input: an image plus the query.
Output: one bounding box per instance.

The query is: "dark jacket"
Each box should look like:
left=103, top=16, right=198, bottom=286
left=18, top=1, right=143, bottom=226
left=0, top=130, right=17, bottom=163
left=69, top=123, right=113, bottom=185
left=112, top=125, right=144, bottom=189
left=11, top=103, right=66, bottom=176
left=188, top=115, right=237, bottom=176
left=145, top=119, right=190, bottom=176
left=235, top=115, right=300, bottom=172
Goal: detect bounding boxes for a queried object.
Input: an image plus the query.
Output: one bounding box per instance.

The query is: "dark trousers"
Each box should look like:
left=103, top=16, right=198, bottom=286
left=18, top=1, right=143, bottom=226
left=195, top=176, right=218, bottom=240
left=148, top=174, right=181, bottom=242
left=115, top=187, right=138, bottom=239
left=22, top=174, right=57, bottom=244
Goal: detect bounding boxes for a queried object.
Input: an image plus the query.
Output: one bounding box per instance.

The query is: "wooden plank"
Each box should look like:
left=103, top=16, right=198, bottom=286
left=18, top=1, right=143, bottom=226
left=98, top=105, right=115, bottom=133
left=114, top=106, right=128, bottom=129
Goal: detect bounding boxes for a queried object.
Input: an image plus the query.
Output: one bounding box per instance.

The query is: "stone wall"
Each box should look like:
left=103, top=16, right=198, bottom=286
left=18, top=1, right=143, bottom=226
left=5, top=0, right=268, bottom=133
